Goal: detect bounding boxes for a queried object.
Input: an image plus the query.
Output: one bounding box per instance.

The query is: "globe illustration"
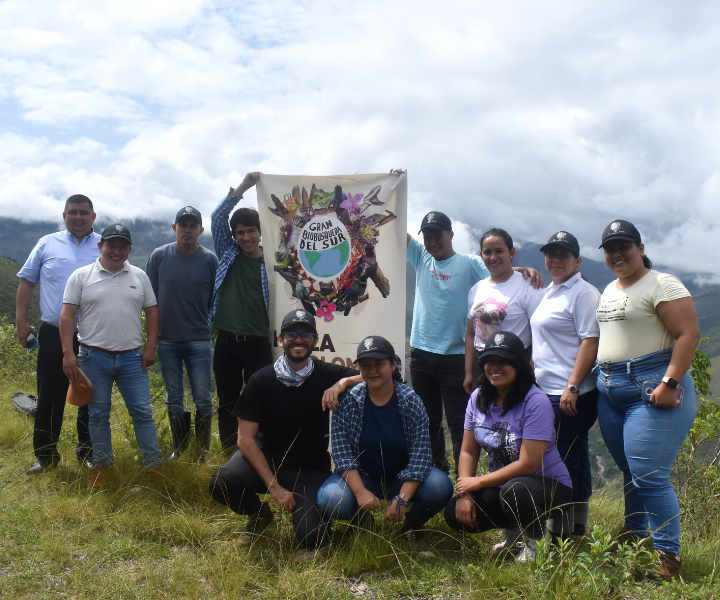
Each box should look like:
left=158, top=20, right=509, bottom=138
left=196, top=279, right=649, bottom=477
left=300, top=240, right=351, bottom=279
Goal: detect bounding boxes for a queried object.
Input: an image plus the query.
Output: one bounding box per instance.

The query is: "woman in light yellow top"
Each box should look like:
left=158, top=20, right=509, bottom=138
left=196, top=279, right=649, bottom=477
left=595, top=219, right=700, bottom=583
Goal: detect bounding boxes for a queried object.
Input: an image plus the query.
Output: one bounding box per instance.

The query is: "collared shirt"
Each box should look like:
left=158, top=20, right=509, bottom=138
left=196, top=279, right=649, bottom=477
left=208, top=188, right=269, bottom=325
left=530, top=272, right=600, bottom=395
left=16, top=229, right=102, bottom=326
left=331, top=381, right=432, bottom=483
left=63, top=258, right=157, bottom=351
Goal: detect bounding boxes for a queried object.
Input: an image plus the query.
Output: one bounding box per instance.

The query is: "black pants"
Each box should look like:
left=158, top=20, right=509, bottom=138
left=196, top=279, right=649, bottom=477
left=208, top=449, right=329, bottom=548
left=34, top=323, right=91, bottom=460
left=444, top=476, right=573, bottom=538
left=213, top=335, right=273, bottom=451
left=410, top=348, right=468, bottom=474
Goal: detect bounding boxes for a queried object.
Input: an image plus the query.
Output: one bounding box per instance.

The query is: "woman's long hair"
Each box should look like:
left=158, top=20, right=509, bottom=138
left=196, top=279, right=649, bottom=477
left=475, top=355, right=536, bottom=415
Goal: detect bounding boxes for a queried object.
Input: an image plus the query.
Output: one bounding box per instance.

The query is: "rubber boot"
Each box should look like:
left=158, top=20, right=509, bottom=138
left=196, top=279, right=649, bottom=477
left=195, top=414, right=212, bottom=462
left=168, top=410, right=191, bottom=461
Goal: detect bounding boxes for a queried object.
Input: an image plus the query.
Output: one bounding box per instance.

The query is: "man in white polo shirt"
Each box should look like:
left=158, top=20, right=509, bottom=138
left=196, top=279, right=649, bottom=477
left=60, top=224, right=162, bottom=487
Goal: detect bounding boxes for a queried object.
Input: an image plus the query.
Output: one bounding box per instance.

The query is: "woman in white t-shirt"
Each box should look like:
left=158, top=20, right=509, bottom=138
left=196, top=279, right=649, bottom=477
left=463, top=228, right=545, bottom=395
left=595, top=219, right=700, bottom=583
left=529, top=231, right=600, bottom=538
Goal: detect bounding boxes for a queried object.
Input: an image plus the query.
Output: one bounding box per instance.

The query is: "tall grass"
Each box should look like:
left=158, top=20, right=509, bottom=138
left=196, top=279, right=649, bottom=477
left=1, top=320, right=719, bottom=598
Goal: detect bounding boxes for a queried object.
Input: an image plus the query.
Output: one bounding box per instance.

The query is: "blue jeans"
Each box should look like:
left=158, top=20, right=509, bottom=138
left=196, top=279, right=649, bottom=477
left=547, top=389, right=598, bottom=527
left=157, top=341, right=213, bottom=419
left=597, top=349, right=696, bottom=555
left=78, top=345, right=161, bottom=468
left=317, top=467, right=454, bottom=528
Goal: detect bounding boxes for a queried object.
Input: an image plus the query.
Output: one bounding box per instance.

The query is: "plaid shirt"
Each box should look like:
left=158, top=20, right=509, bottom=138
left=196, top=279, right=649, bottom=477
left=331, top=381, right=432, bottom=482
left=208, top=188, right=269, bottom=325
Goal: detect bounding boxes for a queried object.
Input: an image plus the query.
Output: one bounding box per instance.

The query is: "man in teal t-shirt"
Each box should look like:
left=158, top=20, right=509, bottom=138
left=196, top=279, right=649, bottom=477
left=407, top=211, right=541, bottom=474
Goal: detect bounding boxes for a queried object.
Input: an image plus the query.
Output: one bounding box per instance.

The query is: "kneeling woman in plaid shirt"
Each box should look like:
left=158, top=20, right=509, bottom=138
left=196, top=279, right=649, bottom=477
left=317, top=336, right=453, bottom=535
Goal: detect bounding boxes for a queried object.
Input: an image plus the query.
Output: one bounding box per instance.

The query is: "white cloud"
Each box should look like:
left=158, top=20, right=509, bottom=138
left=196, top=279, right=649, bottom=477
left=0, top=0, right=719, bottom=276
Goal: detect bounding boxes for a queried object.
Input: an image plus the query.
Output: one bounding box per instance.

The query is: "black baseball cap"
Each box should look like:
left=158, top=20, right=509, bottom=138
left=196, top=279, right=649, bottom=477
left=478, top=331, right=526, bottom=362
left=540, top=231, right=580, bottom=255
left=175, top=206, right=202, bottom=225
left=101, top=224, right=132, bottom=244
left=354, top=335, right=395, bottom=363
left=599, top=220, right=642, bottom=249
left=418, top=211, right=452, bottom=234
left=280, top=309, right=317, bottom=335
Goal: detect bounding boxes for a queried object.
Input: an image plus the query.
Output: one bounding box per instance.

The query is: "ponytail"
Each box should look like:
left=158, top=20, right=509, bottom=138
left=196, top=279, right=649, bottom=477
left=642, top=255, right=652, bottom=269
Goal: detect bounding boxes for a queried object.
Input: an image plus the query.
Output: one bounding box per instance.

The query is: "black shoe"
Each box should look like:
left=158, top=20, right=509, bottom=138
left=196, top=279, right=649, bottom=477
left=237, top=501, right=274, bottom=544
left=195, top=414, right=212, bottom=461
left=76, top=454, right=94, bottom=470
left=168, top=410, right=192, bottom=461
left=26, top=456, right=59, bottom=474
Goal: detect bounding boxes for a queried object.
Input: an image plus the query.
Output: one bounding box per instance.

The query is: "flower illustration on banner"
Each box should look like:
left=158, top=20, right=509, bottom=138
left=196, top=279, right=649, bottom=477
left=316, top=299, right=337, bottom=322
left=340, top=192, right=364, bottom=216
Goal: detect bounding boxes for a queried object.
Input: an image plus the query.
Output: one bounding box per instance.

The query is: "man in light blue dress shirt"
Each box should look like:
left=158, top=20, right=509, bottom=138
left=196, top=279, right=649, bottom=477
left=16, top=195, right=101, bottom=474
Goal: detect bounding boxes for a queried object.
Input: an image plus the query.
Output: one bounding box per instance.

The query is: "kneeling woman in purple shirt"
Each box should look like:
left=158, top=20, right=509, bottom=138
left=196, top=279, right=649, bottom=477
left=318, top=335, right=453, bottom=535
left=444, top=331, right=573, bottom=561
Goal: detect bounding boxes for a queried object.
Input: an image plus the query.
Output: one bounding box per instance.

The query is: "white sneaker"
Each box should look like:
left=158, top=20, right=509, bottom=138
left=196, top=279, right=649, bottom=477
left=514, top=535, right=537, bottom=563
left=492, top=527, right=523, bottom=555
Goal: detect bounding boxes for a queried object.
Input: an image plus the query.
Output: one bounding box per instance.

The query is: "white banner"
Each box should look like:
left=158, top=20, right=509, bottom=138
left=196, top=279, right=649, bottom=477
left=256, top=172, right=407, bottom=367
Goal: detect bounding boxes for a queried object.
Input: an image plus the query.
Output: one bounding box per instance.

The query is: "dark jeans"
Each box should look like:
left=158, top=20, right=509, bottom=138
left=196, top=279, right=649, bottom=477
left=444, top=476, right=573, bottom=539
left=410, top=348, right=468, bottom=474
left=34, top=323, right=91, bottom=461
left=208, top=449, right=329, bottom=548
left=548, top=389, right=598, bottom=527
left=213, top=335, right=273, bottom=451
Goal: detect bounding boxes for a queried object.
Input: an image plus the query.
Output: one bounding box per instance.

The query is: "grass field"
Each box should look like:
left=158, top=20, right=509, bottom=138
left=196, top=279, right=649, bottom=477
left=2, top=326, right=720, bottom=598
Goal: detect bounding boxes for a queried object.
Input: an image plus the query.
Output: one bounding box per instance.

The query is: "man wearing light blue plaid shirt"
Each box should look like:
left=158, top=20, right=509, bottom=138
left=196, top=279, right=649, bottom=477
left=210, top=172, right=274, bottom=452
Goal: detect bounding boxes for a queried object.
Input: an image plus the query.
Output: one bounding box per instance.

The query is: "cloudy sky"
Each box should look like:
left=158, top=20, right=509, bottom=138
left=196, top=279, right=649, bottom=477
left=1, top=0, right=719, bottom=279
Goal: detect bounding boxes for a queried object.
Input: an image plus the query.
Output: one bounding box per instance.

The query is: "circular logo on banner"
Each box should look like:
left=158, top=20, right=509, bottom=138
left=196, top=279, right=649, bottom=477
left=298, top=215, right=351, bottom=281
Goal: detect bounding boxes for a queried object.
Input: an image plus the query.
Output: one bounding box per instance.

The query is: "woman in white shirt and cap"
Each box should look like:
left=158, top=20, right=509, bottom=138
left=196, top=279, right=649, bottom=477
left=530, top=231, right=600, bottom=538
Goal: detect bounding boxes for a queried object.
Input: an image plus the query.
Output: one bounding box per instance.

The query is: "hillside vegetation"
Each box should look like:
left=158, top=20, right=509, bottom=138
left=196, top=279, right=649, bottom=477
left=1, top=319, right=719, bottom=598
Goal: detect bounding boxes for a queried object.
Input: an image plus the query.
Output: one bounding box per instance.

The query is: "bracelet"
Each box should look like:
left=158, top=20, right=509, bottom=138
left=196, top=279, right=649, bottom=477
left=455, top=489, right=466, bottom=498
left=394, top=494, right=410, bottom=508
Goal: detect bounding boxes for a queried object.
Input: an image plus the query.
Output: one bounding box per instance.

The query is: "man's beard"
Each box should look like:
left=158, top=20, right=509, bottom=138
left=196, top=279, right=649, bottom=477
left=284, top=345, right=313, bottom=365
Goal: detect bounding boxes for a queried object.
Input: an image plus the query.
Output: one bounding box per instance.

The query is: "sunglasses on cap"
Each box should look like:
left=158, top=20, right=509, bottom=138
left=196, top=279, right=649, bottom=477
left=283, top=331, right=315, bottom=342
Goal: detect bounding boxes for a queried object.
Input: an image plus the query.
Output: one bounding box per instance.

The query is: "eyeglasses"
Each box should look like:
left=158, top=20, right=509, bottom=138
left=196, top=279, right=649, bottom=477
left=283, top=331, right=315, bottom=342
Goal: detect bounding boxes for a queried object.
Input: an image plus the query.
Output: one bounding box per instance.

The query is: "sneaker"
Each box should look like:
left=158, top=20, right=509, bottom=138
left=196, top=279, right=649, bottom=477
left=237, top=501, right=274, bottom=545
left=88, top=465, right=110, bottom=489
left=647, top=550, right=682, bottom=582
left=492, top=527, right=523, bottom=555
left=514, top=535, right=537, bottom=563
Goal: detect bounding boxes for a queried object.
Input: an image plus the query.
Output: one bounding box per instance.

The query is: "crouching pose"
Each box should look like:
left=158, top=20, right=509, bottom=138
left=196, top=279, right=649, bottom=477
left=318, top=336, right=453, bottom=535
left=444, top=331, right=573, bottom=561
left=208, top=309, right=361, bottom=552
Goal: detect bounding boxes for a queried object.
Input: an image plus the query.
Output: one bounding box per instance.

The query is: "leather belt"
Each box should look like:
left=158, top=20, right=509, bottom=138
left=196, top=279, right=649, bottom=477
left=217, top=330, right=267, bottom=343
left=83, top=345, right=134, bottom=355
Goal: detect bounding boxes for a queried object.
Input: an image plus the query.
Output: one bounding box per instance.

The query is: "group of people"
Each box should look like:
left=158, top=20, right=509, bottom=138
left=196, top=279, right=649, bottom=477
left=16, top=171, right=700, bottom=582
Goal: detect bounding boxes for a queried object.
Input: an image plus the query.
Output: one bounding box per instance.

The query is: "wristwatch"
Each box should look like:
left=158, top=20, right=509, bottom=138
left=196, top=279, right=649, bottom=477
left=566, top=384, right=579, bottom=394
left=662, top=376, right=680, bottom=389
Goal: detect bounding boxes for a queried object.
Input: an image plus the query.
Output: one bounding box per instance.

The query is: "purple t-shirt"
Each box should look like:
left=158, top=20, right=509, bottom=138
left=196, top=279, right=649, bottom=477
left=464, top=385, right=572, bottom=488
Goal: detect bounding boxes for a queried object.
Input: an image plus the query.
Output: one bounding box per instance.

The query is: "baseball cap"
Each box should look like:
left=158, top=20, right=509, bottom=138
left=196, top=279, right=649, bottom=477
left=354, top=335, right=395, bottom=363
left=101, top=224, right=132, bottom=244
left=418, top=211, right=452, bottom=234
left=599, top=220, right=642, bottom=249
left=66, top=368, right=94, bottom=407
left=539, top=231, right=580, bottom=255
left=175, top=206, right=202, bottom=225
left=478, top=331, right=526, bottom=363
left=280, top=309, right=318, bottom=335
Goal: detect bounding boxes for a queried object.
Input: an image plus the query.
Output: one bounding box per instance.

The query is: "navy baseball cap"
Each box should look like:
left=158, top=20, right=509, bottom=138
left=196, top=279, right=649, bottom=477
left=419, top=211, right=452, bottom=234
left=540, top=231, right=580, bottom=255
left=599, top=220, right=642, bottom=248
left=478, top=331, right=526, bottom=363
left=175, top=206, right=202, bottom=225
left=101, top=224, right=132, bottom=244
left=354, top=335, right=395, bottom=362
left=281, top=309, right=317, bottom=334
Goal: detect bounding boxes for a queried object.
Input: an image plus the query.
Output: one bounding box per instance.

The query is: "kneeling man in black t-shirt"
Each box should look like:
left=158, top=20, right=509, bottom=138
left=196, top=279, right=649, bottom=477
left=209, top=309, right=361, bottom=551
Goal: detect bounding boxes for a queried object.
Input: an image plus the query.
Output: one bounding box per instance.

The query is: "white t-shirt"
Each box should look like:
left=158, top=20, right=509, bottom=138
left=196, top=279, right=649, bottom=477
left=467, top=270, right=545, bottom=350
left=530, top=273, right=600, bottom=395
left=596, top=270, right=691, bottom=363
left=63, top=259, right=157, bottom=351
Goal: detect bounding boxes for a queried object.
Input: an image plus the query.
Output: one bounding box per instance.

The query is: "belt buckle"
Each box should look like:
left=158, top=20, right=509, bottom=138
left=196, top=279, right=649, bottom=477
left=235, top=334, right=247, bottom=343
